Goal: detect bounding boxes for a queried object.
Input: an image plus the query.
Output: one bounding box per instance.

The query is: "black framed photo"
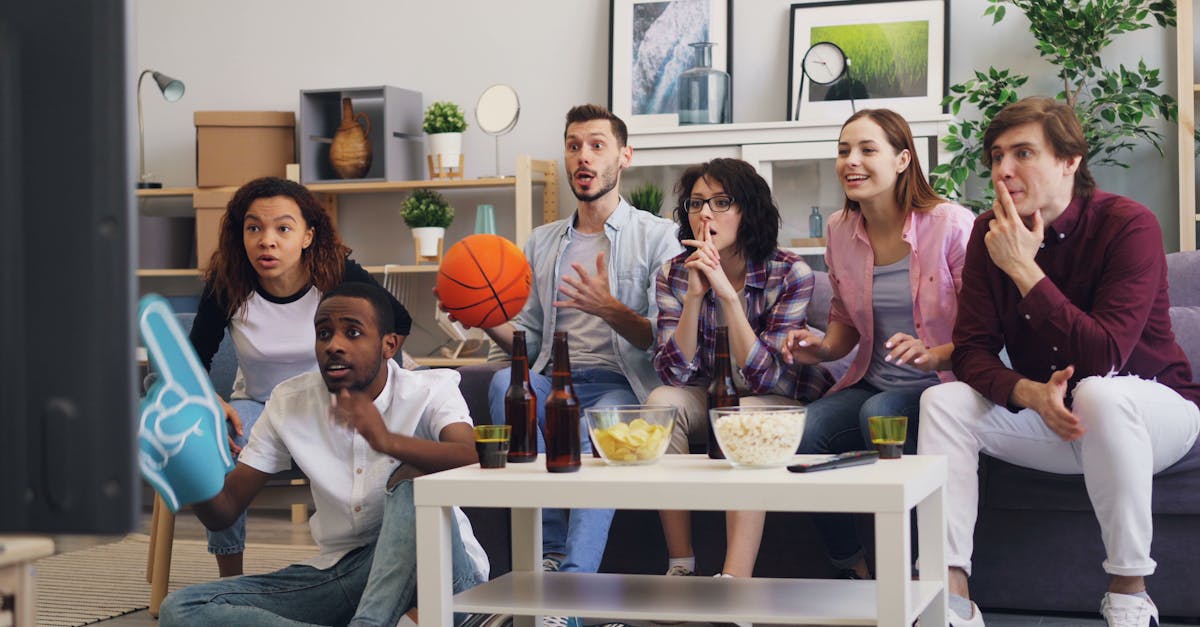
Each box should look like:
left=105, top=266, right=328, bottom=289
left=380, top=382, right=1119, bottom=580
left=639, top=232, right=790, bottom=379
left=608, top=0, right=732, bottom=129
left=787, top=0, right=948, bottom=124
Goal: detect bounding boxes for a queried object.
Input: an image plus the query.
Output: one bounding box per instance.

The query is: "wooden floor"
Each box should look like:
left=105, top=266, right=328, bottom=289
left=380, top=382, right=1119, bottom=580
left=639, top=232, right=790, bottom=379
left=49, top=509, right=1200, bottom=627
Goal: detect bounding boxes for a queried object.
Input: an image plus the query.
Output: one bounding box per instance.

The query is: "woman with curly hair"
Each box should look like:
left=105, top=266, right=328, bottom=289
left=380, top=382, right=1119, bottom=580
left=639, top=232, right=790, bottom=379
left=189, top=176, right=412, bottom=576
left=648, top=158, right=831, bottom=580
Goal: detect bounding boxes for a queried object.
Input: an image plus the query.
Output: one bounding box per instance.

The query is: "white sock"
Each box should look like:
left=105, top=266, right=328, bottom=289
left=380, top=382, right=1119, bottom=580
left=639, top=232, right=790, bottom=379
left=668, top=556, right=694, bottom=572
left=949, top=593, right=974, bottom=618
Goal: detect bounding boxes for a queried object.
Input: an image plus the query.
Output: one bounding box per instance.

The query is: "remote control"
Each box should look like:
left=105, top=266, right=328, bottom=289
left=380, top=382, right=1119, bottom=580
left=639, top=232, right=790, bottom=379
left=787, top=450, right=880, bottom=473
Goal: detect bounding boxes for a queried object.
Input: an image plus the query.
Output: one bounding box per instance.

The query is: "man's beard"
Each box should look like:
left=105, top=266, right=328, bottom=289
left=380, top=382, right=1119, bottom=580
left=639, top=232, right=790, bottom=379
left=322, top=354, right=384, bottom=393
left=571, top=169, right=618, bottom=202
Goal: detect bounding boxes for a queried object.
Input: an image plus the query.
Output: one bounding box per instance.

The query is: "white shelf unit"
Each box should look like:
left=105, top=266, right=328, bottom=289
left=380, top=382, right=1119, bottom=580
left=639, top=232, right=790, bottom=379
left=1178, top=0, right=1197, bottom=252
left=624, top=116, right=953, bottom=259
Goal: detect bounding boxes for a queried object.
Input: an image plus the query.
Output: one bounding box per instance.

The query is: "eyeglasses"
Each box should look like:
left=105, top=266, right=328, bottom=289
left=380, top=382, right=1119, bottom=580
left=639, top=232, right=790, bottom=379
left=683, top=195, right=736, bottom=213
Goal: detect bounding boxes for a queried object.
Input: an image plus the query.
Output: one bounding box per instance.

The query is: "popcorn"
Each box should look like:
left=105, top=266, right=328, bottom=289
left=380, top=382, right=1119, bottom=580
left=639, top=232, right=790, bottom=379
left=712, top=409, right=805, bottom=467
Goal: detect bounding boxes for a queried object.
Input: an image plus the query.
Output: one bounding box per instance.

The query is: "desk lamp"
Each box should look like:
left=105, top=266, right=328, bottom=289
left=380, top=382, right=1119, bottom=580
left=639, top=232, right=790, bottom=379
left=137, top=69, right=185, bottom=189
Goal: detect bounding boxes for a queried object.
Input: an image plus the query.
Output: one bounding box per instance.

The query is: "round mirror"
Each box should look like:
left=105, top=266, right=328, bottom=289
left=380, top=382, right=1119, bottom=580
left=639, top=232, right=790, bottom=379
left=475, top=85, right=520, bottom=136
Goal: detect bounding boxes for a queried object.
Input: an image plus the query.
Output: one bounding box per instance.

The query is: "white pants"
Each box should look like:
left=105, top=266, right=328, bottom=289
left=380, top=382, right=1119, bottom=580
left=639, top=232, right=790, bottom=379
left=918, top=377, right=1199, bottom=577
left=644, top=385, right=802, bottom=454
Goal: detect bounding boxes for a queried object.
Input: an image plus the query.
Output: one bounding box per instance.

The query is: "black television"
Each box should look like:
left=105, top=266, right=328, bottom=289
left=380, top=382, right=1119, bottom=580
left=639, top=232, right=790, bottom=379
left=0, top=0, right=138, bottom=533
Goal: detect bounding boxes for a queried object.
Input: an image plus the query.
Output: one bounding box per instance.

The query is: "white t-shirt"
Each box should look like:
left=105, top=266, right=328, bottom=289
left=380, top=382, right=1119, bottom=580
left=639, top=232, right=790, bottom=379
left=239, top=360, right=489, bottom=576
left=229, top=287, right=322, bottom=402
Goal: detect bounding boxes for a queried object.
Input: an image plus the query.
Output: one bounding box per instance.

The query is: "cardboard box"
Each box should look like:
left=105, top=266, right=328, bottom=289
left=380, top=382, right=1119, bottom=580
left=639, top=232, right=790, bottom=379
left=195, top=111, right=296, bottom=187
left=193, top=189, right=235, bottom=271
left=192, top=189, right=339, bottom=271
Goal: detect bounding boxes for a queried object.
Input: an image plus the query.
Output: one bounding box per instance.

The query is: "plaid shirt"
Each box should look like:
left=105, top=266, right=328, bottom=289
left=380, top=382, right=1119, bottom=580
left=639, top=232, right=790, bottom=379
left=653, top=248, right=832, bottom=401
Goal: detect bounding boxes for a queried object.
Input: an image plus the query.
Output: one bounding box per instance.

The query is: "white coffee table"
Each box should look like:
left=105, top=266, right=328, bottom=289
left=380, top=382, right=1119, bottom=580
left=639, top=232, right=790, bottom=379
left=415, top=454, right=946, bottom=626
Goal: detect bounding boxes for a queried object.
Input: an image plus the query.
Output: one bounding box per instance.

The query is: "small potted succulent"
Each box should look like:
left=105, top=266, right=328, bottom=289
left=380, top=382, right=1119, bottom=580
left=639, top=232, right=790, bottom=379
left=423, top=101, right=468, bottom=177
left=400, top=188, right=455, bottom=260
left=628, top=182, right=664, bottom=216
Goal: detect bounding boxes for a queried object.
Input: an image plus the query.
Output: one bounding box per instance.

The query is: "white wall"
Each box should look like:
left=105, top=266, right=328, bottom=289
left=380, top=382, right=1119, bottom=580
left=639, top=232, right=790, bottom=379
left=136, top=0, right=1184, bottom=249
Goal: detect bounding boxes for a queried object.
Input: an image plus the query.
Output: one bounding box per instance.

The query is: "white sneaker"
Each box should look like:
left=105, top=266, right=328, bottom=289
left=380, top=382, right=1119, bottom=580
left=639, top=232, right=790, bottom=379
left=1101, top=592, right=1159, bottom=627
left=948, top=600, right=985, bottom=627
left=542, top=555, right=563, bottom=572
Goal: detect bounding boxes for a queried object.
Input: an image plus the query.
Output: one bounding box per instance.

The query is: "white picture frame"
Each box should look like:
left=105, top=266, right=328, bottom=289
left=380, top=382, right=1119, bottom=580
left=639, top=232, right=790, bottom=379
left=788, top=0, right=948, bottom=124
left=609, top=0, right=732, bottom=130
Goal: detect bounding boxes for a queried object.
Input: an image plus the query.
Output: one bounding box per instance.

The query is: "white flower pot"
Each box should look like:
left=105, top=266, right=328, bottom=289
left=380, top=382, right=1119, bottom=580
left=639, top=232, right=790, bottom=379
left=412, top=226, right=445, bottom=257
left=427, top=132, right=463, bottom=169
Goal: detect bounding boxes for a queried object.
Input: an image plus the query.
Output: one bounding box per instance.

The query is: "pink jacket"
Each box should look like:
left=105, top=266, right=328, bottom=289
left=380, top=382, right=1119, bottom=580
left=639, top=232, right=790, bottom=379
left=824, top=202, right=975, bottom=394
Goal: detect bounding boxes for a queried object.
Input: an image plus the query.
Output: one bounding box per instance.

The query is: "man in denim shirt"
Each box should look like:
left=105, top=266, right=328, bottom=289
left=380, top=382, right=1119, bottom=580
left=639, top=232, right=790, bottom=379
left=468, top=104, right=680, bottom=593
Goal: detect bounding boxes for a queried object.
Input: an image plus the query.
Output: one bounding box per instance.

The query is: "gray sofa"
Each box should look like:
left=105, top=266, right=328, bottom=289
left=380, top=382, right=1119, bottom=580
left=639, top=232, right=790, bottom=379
left=454, top=252, right=1200, bottom=618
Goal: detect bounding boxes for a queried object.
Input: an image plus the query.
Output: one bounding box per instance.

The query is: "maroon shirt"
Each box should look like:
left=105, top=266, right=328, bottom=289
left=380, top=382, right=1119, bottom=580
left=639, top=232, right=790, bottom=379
left=953, top=189, right=1200, bottom=410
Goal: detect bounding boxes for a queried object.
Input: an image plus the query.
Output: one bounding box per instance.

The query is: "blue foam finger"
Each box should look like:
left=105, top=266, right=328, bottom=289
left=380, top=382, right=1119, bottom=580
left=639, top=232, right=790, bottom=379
left=137, top=295, right=233, bottom=512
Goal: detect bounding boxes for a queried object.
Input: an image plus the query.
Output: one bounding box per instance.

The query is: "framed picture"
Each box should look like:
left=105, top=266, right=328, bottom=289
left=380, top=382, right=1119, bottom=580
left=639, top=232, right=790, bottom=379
left=609, top=0, right=732, bottom=130
left=787, top=0, right=948, bottom=124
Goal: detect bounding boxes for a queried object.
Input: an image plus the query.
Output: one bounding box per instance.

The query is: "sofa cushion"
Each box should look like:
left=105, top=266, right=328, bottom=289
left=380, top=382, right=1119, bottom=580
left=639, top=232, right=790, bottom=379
left=1167, top=250, right=1200, bottom=307
left=981, top=436, right=1200, bottom=515
left=1170, top=306, right=1200, bottom=383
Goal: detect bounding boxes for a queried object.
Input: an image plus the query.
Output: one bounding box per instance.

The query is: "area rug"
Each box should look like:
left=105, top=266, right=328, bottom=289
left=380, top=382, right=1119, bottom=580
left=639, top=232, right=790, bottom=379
left=34, top=533, right=318, bottom=626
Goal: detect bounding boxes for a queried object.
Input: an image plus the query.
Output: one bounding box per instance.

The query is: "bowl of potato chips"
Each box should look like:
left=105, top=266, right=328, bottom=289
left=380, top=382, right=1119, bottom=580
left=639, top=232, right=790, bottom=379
left=585, top=405, right=676, bottom=466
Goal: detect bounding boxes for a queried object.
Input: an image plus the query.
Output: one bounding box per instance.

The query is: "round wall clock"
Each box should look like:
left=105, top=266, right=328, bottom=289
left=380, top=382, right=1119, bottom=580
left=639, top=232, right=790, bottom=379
left=802, top=41, right=848, bottom=85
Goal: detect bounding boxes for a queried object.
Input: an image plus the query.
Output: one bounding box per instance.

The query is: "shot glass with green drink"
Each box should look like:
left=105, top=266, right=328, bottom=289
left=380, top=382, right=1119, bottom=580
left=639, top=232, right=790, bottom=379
left=867, top=415, right=907, bottom=459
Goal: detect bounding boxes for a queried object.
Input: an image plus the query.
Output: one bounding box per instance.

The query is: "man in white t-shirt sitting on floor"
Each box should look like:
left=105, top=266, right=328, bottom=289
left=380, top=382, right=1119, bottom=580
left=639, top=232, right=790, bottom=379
left=160, top=282, right=489, bottom=626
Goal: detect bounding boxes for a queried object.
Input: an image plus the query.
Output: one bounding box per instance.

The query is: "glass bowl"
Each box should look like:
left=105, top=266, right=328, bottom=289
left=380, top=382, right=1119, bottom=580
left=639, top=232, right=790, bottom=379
left=584, top=405, right=677, bottom=466
left=709, top=405, right=806, bottom=468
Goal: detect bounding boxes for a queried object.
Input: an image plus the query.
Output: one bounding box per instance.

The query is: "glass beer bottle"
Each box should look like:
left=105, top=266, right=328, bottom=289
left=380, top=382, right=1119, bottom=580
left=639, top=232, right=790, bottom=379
left=505, top=330, right=538, bottom=463
left=707, top=326, right=738, bottom=459
left=545, top=332, right=581, bottom=473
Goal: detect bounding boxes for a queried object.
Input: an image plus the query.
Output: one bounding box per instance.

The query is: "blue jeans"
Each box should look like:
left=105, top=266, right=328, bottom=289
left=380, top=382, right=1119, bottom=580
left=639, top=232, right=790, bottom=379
left=799, top=381, right=927, bottom=566
left=161, top=480, right=485, bottom=626
left=208, top=398, right=265, bottom=556
left=488, top=367, right=637, bottom=572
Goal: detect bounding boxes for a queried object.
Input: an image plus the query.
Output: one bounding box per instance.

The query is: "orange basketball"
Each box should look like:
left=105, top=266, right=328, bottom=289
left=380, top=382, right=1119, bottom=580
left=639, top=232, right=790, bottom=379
left=436, top=234, right=532, bottom=328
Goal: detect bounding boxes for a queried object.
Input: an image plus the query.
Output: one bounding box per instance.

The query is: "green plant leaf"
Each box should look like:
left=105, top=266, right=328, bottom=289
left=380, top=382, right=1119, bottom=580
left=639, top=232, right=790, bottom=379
left=400, top=188, right=455, bottom=228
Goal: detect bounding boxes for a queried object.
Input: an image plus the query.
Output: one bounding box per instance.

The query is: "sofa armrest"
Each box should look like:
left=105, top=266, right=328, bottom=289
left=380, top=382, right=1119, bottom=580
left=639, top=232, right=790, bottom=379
left=458, top=362, right=509, bottom=426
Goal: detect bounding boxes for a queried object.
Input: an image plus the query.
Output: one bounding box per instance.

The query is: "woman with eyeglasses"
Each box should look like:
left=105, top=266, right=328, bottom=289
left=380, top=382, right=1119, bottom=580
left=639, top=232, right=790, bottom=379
left=647, top=158, right=833, bottom=580
left=781, top=109, right=974, bottom=579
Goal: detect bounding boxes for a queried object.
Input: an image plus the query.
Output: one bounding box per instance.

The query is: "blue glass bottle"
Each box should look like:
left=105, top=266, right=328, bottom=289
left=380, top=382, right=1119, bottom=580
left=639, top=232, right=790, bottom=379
left=678, top=42, right=731, bottom=125
left=809, top=206, right=824, bottom=238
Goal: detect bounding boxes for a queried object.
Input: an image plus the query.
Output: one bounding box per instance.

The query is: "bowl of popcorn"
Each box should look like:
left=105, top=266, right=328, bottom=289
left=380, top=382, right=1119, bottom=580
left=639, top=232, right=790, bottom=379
left=709, top=406, right=806, bottom=468
left=585, top=405, right=676, bottom=466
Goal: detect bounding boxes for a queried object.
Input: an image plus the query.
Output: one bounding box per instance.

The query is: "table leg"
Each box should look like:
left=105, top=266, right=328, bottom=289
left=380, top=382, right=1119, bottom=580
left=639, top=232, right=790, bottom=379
left=416, top=505, right=453, bottom=626
left=510, top=507, right=542, bottom=627
left=874, top=511, right=911, bottom=627
left=917, top=484, right=947, bottom=626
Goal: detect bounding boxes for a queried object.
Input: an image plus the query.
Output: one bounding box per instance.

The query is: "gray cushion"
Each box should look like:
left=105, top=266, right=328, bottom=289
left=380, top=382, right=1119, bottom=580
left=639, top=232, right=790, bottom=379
left=1167, top=250, right=1200, bottom=307
left=1170, top=306, right=1200, bottom=383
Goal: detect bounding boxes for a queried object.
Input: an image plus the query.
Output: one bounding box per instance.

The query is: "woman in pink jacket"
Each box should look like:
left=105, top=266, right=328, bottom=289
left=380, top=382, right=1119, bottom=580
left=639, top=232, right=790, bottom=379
left=783, top=108, right=974, bottom=579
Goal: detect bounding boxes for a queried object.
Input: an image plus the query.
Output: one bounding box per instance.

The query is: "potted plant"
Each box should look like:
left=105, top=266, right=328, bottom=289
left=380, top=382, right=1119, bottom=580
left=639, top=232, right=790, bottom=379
left=628, top=182, right=664, bottom=215
left=424, top=100, right=468, bottom=177
left=401, top=188, right=455, bottom=260
left=931, top=0, right=1178, bottom=212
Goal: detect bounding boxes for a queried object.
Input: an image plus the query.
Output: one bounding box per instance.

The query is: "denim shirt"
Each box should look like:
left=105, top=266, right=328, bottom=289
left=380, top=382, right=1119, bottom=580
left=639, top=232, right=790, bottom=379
left=512, top=199, right=682, bottom=401
left=825, top=202, right=974, bottom=394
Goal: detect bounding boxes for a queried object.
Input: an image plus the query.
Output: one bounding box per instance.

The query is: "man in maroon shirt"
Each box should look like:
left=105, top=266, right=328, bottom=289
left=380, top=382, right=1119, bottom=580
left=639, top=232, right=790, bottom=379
left=919, top=97, right=1200, bottom=627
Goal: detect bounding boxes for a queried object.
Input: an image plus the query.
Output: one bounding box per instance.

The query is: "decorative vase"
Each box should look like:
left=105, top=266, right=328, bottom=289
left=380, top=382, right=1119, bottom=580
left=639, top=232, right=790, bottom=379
left=329, top=97, right=372, bottom=179
left=474, top=204, right=496, bottom=234
left=427, top=132, right=463, bottom=173
left=678, top=42, right=731, bottom=125
left=412, top=226, right=445, bottom=260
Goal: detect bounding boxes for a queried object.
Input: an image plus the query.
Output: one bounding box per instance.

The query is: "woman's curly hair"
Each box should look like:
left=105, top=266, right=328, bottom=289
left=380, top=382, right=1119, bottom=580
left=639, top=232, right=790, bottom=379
left=204, top=177, right=350, bottom=318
